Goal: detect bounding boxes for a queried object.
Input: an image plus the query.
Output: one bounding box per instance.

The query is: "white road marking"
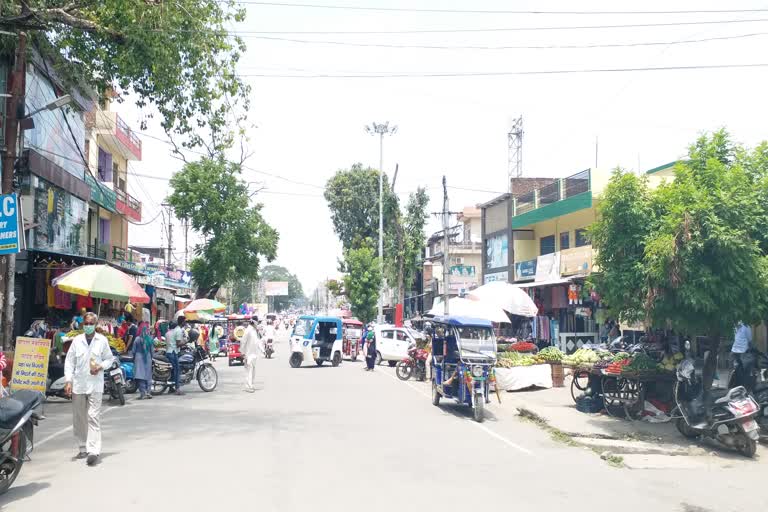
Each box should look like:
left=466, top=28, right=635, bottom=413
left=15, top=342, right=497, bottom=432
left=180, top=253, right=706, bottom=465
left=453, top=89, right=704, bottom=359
left=37, top=395, right=138, bottom=449
left=377, top=368, right=534, bottom=455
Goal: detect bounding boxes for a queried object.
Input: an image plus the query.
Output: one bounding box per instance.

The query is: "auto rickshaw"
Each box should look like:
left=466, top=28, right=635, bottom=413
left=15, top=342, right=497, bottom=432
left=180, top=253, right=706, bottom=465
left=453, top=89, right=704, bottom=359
left=429, top=315, right=498, bottom=423
left=289, top=316, right=344, bottom=368
left=342, top=318, right=363, bottom=361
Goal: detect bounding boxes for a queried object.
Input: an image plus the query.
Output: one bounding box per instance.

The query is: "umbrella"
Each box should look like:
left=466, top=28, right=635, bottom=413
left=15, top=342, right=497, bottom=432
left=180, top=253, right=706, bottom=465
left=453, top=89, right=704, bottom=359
left=427, top=297, right=509, bottom=323
left=183, top=298, right=226, bottom=313
left=466, top=281, right=538, bottom=318
left=52, top=264, right=149, bottom=304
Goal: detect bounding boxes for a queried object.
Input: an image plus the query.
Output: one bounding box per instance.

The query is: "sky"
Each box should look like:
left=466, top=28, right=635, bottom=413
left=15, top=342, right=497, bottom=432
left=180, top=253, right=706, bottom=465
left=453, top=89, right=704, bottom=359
left=121, top=0, right=768, bottom=295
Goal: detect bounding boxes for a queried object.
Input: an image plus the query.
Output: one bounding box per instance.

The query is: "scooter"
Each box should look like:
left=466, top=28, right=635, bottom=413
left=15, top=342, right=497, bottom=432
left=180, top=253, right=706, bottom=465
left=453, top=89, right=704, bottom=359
left=265, top=339, right=274, bottom=359
left=46, top=353, right=70, bottom=400
left=673, top=344, right=760, bottom=457
left=112, top=348, right=137, bottom=394
left=103, top=359, right=126, bottom=406
left=728, top=348, right=768, bottom=437
left=0, top=389, right=44, bottom=495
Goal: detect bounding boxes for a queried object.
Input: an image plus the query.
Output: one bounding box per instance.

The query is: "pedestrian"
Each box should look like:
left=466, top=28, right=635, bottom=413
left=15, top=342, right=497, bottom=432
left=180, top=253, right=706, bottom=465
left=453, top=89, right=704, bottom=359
left=364, top=330, right=376, bottom=371
left=123, top=313, right=138, bottom=352
left=165, top=315, right=186, bottom=395
left=64, top=312, right=115, bottom=466
left=240, top=320, right=264, bottom=392
left=263, top=319, right=276, bottom=355
left=70, top=307, right=87, bottom=331
left=132, top=321, right=154, bottom=400
left=731, top=321, right=754, bottom=388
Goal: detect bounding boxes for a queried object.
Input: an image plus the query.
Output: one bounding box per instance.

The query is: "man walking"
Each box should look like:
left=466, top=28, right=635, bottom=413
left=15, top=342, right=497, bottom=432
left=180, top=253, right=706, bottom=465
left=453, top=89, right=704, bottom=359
left=240, top=320, right=264, bottom=392
left=64, top=312, right=114, bottom=466
left=165, top=315, right=186, bottom=395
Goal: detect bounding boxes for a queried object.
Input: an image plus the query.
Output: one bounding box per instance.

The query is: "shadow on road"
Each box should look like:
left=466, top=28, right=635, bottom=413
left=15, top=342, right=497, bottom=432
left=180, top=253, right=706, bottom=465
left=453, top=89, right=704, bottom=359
left=0, top=482, right=51, bottom=508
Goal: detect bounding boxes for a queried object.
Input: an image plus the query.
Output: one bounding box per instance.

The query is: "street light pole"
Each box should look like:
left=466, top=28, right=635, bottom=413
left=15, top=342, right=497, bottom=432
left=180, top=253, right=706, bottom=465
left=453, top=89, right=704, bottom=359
left=365, top=122, right=397, bottom=324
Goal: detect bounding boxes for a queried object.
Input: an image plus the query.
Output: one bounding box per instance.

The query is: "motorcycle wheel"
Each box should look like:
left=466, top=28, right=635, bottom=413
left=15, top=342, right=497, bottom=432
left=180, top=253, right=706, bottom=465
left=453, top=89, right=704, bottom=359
left=395, top=361, right=413, bottom=381
left=351, top=354, right=357, bottom=362
left=738, top=434, right=757, bottom=458
left=431, top=382, right=441, bottom=406
left=289, top=353, right=302, bottom=368
left=675, top=417, right=700, bottom=439
left=197, top=365, right=218, bottom=392
left=151, top=381, right=168, bottom=396
left=473, top=396, right=485, bottom=423
left=124, top=380, right=138, bottom=394
left=0, top=424, right=28, bottom=495
left=332, top=352, right=342, bottom=367
left=114, top=384, right=126, bottom=406
left=316, top=360, right=324, bottom=367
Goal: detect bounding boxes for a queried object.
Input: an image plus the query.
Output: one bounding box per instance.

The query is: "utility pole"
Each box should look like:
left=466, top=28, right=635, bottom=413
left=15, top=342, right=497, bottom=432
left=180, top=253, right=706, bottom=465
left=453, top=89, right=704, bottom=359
left=507, top=116, right=523, bottom=194
left=441, top=176, right=450, bottom=315
left=1, top=31, right=27, bottom=350
left=162, top=203, right=173, bottom=267
left=365, top=121, right=397, bottom=323
left=183, top=218, right=188, bottom=269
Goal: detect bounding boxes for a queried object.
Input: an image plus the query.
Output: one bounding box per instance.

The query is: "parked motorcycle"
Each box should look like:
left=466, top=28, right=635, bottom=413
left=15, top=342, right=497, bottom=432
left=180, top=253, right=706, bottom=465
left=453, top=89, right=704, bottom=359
left=111, top=348, right=137, bottom=394
left=151, top=345, right=218, bottom=395
left=673, top=346, right=760, bottom=457
left=103, top=359, right=126, bottom=406
left=0, top=390, right=44, bottom=495
left=728, top=348, right=768, bottom=437
left=396, top=345, right=428, bottom=381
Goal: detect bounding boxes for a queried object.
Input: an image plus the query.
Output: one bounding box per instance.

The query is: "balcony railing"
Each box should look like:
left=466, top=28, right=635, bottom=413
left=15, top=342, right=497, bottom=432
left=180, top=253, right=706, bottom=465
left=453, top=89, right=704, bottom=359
left=513, top=169, right=591, bottom=216
left=115, top=114, right=143, bottom=160
left=88, top=244, right=107, bottom=260
left=115, top=188, right=142, bottom=222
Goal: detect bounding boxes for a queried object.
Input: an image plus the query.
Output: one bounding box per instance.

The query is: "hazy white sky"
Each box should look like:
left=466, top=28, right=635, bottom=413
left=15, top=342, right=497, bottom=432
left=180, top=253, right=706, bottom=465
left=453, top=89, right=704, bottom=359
left=122, top=0, right=768, bottom=294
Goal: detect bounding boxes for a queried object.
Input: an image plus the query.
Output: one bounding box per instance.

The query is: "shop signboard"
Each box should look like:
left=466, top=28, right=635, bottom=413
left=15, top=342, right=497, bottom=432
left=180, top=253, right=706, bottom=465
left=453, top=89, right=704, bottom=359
left=448, top=273, right=478, bottom=293
left=449, top=265, right=476, bottom=277
left=10, top=337, right=51, bottom=393
left=121, top=261, right=192, bottom=290
left=0, top=193, right=21, bottom=255
left=483, top=271, right=508, bottom=284
left=560, top=246, right=593, bottom=276
left=84, top=174, right=118, bottom=213
left=265, top=281, right=289, bottom=296
left=514, top=258, right=537, bottom=281
left=31, top=181, right=87, bottom=256
left=485, top=233, right=508, bottom=269
left=535, top=252, right=560, bottom=282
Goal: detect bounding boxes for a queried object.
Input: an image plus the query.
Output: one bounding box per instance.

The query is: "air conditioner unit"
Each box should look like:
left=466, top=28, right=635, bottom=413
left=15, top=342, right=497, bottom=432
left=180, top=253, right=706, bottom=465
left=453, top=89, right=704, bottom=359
left=454, top=257, right=464, bottom=265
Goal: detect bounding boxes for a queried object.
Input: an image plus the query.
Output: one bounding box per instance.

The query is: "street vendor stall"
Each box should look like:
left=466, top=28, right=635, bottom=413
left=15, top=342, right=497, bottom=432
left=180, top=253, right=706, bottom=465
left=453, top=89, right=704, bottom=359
left=494, top=346, right=565, bottom=391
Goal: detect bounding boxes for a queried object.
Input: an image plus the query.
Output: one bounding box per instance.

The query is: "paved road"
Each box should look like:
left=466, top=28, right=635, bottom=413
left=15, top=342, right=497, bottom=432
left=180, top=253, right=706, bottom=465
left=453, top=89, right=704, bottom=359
left=1, top=330, right=764, bottom=511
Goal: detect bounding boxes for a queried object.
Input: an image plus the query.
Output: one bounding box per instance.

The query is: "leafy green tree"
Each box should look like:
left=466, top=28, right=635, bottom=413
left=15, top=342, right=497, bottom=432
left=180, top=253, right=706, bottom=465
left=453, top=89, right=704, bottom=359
left=343, top=244, right=382, bottom=324
left=168, top=157, right=278, bottom=298
left=591, top=130, right=768, bottom=396
left=1, top=0, right=249, bottom=147
left=260, top=265, right=306, bottom=311
left=386, top=188, right=429, bottom=305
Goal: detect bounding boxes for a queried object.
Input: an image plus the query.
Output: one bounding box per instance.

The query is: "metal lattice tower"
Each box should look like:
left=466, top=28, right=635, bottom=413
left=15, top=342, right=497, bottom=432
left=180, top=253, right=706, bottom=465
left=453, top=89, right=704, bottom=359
left=508, top=116, right=523, bottom=192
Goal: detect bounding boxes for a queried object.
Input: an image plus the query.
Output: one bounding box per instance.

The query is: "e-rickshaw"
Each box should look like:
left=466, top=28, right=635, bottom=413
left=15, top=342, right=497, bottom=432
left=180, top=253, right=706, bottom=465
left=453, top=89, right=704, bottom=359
left=289, top=316, right=344, bottom=368
left=429, top=316, right=498, bottom=423
left=342, top=318, right=363, bottom=361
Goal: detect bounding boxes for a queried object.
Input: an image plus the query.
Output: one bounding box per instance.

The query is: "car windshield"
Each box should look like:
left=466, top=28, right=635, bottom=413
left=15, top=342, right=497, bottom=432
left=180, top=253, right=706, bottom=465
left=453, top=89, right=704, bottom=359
left=456, top=326, right=496, bottom=358
left=294, top=318, right=313, bottom=336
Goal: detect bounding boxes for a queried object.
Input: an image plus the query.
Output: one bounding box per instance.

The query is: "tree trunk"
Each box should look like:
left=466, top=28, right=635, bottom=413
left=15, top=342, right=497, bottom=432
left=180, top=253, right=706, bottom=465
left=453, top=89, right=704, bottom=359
left=701, top=332, right=721, bottom=403
left=395, top=220, right=405, bottom=308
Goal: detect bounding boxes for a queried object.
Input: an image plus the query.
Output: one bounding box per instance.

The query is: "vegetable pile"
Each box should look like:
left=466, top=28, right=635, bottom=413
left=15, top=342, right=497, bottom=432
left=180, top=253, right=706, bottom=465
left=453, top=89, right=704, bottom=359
left=497, top=352, right=537, bottom=368
left=508, top=341, right=537, bottom=353
left=624, top=353, right=658, bottom=372
left=604, top=359, right=630, bottom=375
left=66, top=329, right=126, bottom=353
left=562, top=348, right=600, bottom=366
left=659, top=352, right=684, bottom=371
left=537, top=346, right=564, bottom=363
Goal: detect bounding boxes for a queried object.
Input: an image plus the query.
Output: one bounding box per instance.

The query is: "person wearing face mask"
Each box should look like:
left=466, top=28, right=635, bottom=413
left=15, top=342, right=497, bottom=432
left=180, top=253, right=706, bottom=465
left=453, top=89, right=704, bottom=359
left=64, top=312, right=115, bottom=466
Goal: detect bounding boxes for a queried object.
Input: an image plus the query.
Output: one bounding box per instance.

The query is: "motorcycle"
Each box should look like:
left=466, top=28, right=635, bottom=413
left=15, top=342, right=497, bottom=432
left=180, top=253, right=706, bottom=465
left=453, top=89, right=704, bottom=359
left=673, top=345, right=760, bottom=457
left=396, top=345, right=428, bottom=381
left=103, top=359, right=126, bottom=406
left=0, top=389, right=44, bottom=495
left=727, top=348, right=768, bottom=437
left=151, top=345, right=218, bottom=395
left=112, top=348, right=137, bottom=394
left=265, top=338, right=274, bottom=359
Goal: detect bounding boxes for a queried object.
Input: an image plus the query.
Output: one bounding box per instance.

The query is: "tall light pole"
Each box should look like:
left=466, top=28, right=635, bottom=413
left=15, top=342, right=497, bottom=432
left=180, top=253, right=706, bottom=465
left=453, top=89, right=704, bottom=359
left=365, top=121, right=397, bottom=323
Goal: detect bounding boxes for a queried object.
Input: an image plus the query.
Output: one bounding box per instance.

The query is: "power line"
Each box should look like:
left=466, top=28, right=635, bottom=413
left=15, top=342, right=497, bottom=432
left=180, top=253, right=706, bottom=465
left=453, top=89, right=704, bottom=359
left=217, top=17, right=768, bottom=35
left=247, top=31, right=768, bottom=51
left=239, top=62, right=768, bottom=78
left=230, top=1, right=768, bottom=16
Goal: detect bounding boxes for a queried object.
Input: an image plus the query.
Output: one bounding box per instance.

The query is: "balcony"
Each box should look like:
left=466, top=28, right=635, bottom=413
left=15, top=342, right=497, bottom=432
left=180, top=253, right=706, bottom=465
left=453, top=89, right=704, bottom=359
left=85, top=110, right=143, bottom=161
left=87, top=244, right=107, bottom=260
left=115, top=188, right=142, bottom=222
left=511, top=169, right=592, bottom=228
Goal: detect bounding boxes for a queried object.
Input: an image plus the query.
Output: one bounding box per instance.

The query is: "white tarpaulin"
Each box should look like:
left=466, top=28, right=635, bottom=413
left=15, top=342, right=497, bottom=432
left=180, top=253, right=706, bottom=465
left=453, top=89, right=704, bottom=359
left=494, top=365, right=553, bottom=391
left=467, top=281, right=538, bottom=318
left=427, top=297, right=509, bottom=323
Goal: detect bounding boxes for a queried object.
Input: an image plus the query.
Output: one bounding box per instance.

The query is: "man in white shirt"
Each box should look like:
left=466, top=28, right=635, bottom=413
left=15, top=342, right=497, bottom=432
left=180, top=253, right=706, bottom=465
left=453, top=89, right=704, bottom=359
left=240, top=320, right=264, bottom=392
left=64, top=312, right=115, bottom=466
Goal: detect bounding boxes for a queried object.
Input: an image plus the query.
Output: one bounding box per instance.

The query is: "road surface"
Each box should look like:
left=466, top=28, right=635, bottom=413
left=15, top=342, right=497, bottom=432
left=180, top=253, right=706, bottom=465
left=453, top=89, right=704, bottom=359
left=1, top=329, right=764, bottom=511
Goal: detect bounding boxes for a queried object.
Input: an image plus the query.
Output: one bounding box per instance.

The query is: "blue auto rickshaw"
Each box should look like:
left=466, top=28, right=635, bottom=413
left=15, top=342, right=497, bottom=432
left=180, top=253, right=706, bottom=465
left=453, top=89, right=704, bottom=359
left=429, top=316, right=498, bottom=422
left=289, top=316, right=344, bottom=368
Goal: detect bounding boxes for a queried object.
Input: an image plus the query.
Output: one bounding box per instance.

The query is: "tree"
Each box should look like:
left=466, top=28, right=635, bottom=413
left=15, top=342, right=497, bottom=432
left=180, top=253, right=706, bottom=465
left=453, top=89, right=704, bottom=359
left=342, top=244, right=382, bottom=324
left=1, top=0, right=249, bottom=147
left=591, top=130, right=768, bottom=397
left=168, top=157, right=278, bottom=298
left=260, top=265, right=306, bottom=311
left=386, top=188, right=429, bottom=305
left=324, top=164, right=398, bottom=251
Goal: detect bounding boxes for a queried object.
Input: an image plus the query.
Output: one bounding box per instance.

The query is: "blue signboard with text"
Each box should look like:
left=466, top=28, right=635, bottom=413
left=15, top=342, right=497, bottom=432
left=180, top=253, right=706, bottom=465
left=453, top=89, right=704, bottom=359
left=0, top=194, right=20, bottom=255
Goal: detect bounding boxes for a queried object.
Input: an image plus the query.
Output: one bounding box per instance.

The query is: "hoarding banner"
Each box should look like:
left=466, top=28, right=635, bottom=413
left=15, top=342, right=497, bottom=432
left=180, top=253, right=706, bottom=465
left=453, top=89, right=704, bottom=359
left=535, top=252, right=560, bottom=282
left=265, top=281, right=289, bottom=296
left=514, top=258, right=537, bottom=281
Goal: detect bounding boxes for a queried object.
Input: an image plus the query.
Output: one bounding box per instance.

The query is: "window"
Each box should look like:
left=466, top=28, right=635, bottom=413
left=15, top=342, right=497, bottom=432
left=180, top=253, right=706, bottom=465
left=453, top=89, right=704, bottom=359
left=560, top=231, right=570, bottom=250
left=98, top=218, right=110, bottom=245
left=380, top=330, right=395, bottom=340
left=540, top=235, right=555, bottom=255
left=575, top=228, right=590, bottom=247
left=396, top=331, right=408, bottom=341
left=97, top=148, right=112, bottom=182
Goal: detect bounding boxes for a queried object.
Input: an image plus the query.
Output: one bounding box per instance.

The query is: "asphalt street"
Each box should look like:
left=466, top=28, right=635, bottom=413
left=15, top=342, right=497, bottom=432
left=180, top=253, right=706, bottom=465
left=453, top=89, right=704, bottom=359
left=1, top=329, right=765, bottom=512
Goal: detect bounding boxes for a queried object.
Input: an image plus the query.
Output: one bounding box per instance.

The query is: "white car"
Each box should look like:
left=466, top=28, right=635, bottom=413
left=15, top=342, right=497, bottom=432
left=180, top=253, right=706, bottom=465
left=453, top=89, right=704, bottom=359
left=373, top=325, right=424, bottom=366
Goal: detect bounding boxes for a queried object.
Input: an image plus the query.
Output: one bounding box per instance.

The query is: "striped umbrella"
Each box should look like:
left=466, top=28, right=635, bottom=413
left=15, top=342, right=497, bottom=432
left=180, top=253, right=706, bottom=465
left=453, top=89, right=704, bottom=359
left=183, top=298, right=226, bottom=313
left=52, top=264, right=150, bottom=303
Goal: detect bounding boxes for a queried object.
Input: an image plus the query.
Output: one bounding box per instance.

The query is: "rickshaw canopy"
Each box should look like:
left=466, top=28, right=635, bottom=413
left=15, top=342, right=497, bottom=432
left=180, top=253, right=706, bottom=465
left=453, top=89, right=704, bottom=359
left=429, top=316, right=493, bottom=328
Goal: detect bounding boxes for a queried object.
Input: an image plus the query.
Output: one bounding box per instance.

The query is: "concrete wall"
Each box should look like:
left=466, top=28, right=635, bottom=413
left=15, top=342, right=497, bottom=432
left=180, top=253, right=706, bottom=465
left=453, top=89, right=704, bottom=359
left=513, top=208, right=596, bottom=263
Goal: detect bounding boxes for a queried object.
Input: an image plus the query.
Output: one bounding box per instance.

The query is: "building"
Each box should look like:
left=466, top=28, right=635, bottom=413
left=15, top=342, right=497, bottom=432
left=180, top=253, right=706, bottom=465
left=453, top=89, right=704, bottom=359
left=422, top=206, right=483, bottom=311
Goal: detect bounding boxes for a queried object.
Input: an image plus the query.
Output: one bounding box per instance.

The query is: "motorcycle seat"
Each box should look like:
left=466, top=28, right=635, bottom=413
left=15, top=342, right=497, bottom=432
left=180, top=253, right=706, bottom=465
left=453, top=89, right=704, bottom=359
left=153, top=355, right=170, bottom=363
left=0, top=390, right=43, bottom=430
left=119, top=354, right=134, bottom=363
left=711, top=388, right=730, bottom=404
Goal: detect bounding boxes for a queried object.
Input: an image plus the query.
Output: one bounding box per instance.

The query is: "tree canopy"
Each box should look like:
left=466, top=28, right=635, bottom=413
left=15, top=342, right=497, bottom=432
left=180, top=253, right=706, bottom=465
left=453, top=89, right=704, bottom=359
left=260, top=265, right=306, bottom=311
left=386, top=187, right=429, bottom=305
left=168, top=157, right=278, bottom=298
left=1, top=0, right=249, bottom=148
left=342, top=244, right=381, bottom=324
